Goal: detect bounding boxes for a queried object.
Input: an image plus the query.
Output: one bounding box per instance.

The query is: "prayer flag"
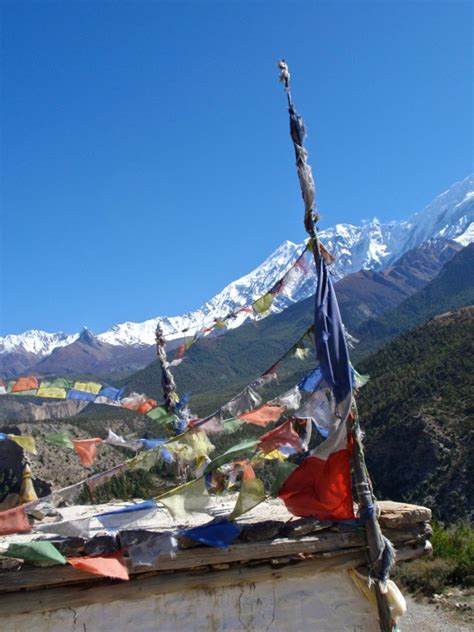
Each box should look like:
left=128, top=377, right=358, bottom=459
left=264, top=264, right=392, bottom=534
left=40, top=377, right=73, bottom=389
left=8, top=434, right=37, bottom=455
left=73, top=438, right=102, bottom=466
left=5, top=541, right=66, bottom=566
left=180, top=520, right=241, bottom=548
left=298, top=367, right=323, bottom=393
left=230, top=479, right=266, bottom=519
left=73, top=381, right=103, bottom=395
left=204, top=439, right=259, bottom=474
left=68, top=556, right=129, bottom=580
left=126, top=532, right=177, bottom=567
left=278, top=420, right=354, bottom=521
left=239, top=404, right=284, bottom=427
left=258, top=420, right=301, bottom=454
left=96, top=500, right=158, bottom=531
left=157, top=477, right=211, bottom=522
left=252, top=292, right=273, bottom=314
left=11, top=376, right=39, bottom=392
left=221, top=386, right=262, bottom=418
left=36, top=387, right=67, bottom=399
left=0, top=505, right=31, bottom=536
left=99, top=385, right=125, bottom=401
left=67, top=389, right=96, bottom=402
left=105, top=429, right=143, bottom=451
left=147, top=406, right=173, bottom=423
left=44, top=431, right=74, bottom=449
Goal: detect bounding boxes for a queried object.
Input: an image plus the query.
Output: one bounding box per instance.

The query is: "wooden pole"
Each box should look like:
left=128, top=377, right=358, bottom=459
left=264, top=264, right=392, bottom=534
left=155, top=323, right=178, bottom=416
left=277, top=60, right=392, bottom=632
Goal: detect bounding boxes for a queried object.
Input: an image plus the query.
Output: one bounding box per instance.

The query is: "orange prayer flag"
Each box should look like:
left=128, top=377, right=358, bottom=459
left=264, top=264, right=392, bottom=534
left=137, top=399, right=157, bottom=415
left=68, top=556, right=129, bottom=580
left=239, top=404, right=285, bottom=427
left=234, top=459, right=256, bottom=482
left=0, top=505, right=32, bottom=536
left=72, top=438, right=102, bottom=467
left=11, top=376, right=39, bottom=392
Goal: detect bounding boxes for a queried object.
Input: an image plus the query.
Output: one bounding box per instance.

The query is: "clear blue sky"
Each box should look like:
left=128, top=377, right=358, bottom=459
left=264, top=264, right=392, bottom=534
left=1, top=0, right=472, bottom=336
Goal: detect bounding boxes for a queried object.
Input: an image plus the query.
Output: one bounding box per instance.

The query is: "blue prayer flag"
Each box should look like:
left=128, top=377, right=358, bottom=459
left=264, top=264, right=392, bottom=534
left=180, top=520, right=241, bottom=548
left=67, top=389, right=96, bottom=402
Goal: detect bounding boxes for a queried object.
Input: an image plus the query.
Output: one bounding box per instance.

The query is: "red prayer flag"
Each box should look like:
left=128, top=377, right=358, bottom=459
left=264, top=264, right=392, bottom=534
left=259, top=420, right=301, bottom=454
left=68, top=556, right=129, bottom=580
left=0, top=505, right=32, bottom=536
left=278, top=422, right=354, bottom=521
left=239, top=404, right=284, bottom=427
left=73, top=439, right=102, bottom=467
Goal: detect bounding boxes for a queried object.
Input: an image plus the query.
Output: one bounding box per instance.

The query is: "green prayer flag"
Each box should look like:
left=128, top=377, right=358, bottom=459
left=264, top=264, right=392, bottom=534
left=40, top=377, right=74, bottom=389
left=230, top=478, right=266, bottom=519
left=269, top=461, right=298, bottom=497
left=5, top=541, right=66, bottom=566
left=222, top=418, right=246, bottom=434
left=252, top=293, right=273, bottom=314
left=44, top=432, right=74, bottom=449
left=147, top=406, right=174, bottom=424
left=204, top=439, right=260, bottom=474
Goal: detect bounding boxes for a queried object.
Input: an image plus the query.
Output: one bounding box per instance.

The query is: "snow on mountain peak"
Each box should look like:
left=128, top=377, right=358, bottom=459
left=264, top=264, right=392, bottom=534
left=1, top=174, right=473, bottom=356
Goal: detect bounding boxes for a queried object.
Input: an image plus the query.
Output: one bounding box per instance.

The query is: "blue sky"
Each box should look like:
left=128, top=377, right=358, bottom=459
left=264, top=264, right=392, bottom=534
left=1, top=0, right=472, bottom=336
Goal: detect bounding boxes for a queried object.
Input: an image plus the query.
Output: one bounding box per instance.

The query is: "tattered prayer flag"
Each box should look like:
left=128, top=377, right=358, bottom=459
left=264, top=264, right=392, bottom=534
left=222, top=418, right=245, bottom=434
left=298, top=367, right=322, bottom=393
left=73, top=438, right=102, bottom=466
left=36, top=387, right=67, bottom=399
left=35, top=517, right=92, bottom=538
left=105, top=429, right=143, bottom=451
left=121, top=393, right=148, bottom=410
left=180, top=520, right=241, bottom=548
left=293, top=343, right=310, bottom=361
left=294, top=384, right=338, bottom=438
left=230, top=479, right=266, bottom=519
left=73, top=381, right=103, bottom=395
left=0, top=505, right=31, bottom=536
left=67, top=389, right=96, bottom=402
left=147, top=406, right=173, bottom=423
left=259, top=420, right=301, bottom=454
left=5, top=541, right=66, bottom=566
left=221, top=386, right=262, bottom=418
left=8, top=434, right=37, bottom=455
left=95, top=500, right=157, bottom=532
left=68, top=556, right=129, bottom=581
left=252, top=292, right=273, bottom=314
left=269, top=460, right=298, bottom=497
left=166, top=431, right=215, bottom=462
left=157, top=477, right=211, bottom=522
left=270, top=386, right=301, bottom=411
left=204, top=439, right=260, bottom=474
left=278, top=420, right=354, bottom=521
left=137, top=399, right=157, bottom=415
left=239, top=404, right=284, bottom=427
left=126, top=532, right=178, bottom=567
left=234, top=460, right=256, bottom=482
left=44, top=432, right=74, bottom=449
left=99, top=385, right=125, bottom=401
left=11, top=376, right=39, bottom=392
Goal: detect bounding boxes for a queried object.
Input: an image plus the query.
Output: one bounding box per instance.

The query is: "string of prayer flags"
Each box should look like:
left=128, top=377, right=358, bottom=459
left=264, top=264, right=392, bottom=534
left=230, top=478, right=266, bottom=519
left=180, top=520, right=241, bottom=548
left=4, top=541, right=66, bottom=567
left=73, top=438, right=103, bottom=466
left=0, top=505, right=31, bottom=536
left=238, top=404, right=285, bottom=427
left=278, top=419, right=354, bottom=521
left=8, top=434, right=37, bottom=455
left=44, top=431, right=74, bottom=449
left=67, top=556, right=129, bottom=581
left=95, top=500, right=158, bottom=532
left=157, top=477, right=211, bottom=522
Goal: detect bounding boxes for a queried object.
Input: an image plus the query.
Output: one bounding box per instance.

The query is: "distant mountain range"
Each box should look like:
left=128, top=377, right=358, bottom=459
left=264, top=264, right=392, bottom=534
left=1, top=173, right=472, bottom=379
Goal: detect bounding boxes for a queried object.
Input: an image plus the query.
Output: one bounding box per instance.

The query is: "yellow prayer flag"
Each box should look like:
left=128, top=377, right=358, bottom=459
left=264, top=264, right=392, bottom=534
left=166, top=431, right=215, bottom=462
left=156, top=477, right=211, bottom=522
left=230, top=478, right=266, bottom=519
left=8, top=434, right=37, bottom=455
left=73, top=381, right=102, bottom=395
left=261, top=449, right=287, bottom=462
left=36, top=387, right=67, bottom=399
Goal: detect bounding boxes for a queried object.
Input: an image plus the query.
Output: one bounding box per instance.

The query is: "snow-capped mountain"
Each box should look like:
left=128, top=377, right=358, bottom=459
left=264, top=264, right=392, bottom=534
left=1, top=174, right=473, bottom=370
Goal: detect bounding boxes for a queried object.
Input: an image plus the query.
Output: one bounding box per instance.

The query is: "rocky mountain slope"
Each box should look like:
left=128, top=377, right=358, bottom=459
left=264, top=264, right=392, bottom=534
left=1, top=175, right=472, bottom=377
